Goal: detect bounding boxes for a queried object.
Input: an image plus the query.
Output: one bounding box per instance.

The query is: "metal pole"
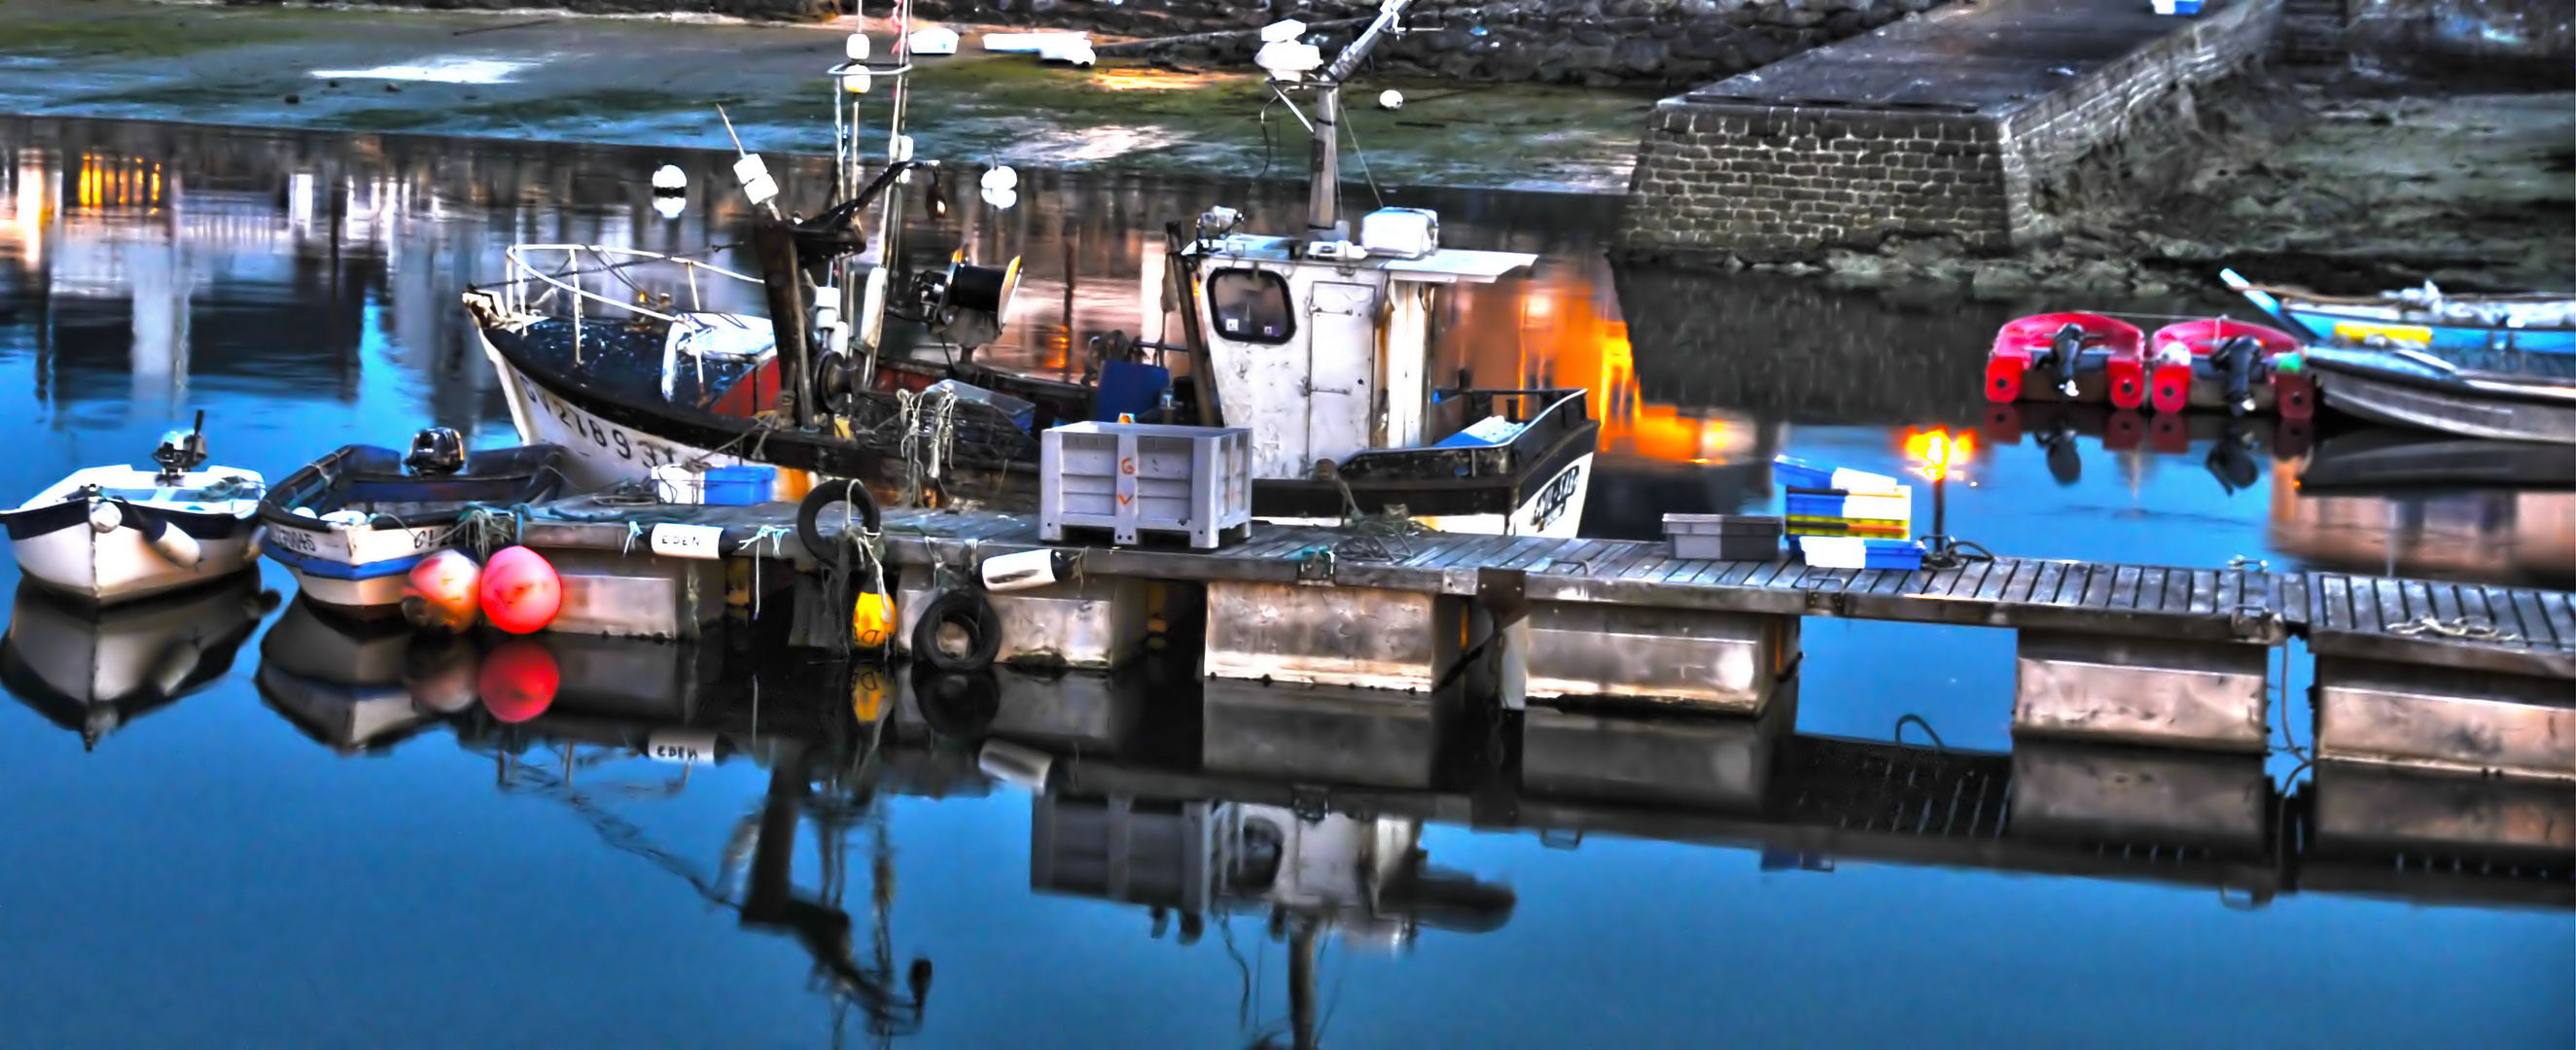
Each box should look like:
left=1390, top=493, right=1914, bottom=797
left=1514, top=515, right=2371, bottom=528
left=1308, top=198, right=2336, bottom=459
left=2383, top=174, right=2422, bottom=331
left=1305, top=84, right=1341, bottom=237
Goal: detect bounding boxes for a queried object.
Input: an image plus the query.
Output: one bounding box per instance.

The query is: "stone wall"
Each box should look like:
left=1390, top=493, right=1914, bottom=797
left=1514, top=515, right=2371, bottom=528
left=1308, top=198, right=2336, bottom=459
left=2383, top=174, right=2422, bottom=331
left=1994, top=0, right=2282, bottom=246
left=1619, top=0, right=2282, bottom=262
left=884, top=0, right=1935, bottom=87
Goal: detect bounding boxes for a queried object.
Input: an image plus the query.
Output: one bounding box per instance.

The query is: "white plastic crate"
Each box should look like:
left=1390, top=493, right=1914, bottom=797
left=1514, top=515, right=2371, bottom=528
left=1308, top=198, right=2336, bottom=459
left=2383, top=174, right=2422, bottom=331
left=1041, top=422, right=1253, bottom=548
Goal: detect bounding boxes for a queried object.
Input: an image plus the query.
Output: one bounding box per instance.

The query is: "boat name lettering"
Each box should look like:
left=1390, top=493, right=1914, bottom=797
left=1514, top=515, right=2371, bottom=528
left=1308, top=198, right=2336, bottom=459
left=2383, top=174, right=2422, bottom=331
left=268, top=526, right=324, bottom=555
left=1531, top=463, right=1581, bottom=533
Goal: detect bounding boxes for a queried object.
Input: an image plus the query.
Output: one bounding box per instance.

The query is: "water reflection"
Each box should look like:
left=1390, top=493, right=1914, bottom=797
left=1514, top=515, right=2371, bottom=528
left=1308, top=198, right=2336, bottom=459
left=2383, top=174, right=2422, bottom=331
left=1, top=573, right=271, bottom=748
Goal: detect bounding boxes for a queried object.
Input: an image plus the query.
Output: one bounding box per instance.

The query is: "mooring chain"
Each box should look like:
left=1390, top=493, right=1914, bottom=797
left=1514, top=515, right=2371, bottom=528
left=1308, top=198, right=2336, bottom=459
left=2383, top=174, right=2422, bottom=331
left=2388, top=614, right=2519, bottom=643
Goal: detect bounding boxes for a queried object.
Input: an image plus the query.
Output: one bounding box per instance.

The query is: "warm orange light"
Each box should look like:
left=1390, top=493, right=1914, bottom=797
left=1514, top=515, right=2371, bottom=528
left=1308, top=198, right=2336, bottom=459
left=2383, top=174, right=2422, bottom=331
left=1904, top=427, right=1977, bottom=480
left=1086, top=67, right=1226, bottom=91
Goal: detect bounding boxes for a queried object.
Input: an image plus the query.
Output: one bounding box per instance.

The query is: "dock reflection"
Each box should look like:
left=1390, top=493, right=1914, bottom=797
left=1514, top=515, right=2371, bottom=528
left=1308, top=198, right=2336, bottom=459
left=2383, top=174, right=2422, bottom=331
left=224, top=619, right=2572, bottom=1044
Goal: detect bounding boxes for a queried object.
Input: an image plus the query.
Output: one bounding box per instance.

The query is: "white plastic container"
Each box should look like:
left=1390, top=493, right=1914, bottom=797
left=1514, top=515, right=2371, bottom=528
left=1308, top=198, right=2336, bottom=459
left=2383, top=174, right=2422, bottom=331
left=1041, top=422, right=1252, bottom=548
left=652, top=463, right=705, bottom=505
left=1359, top=208, right=1440, bottom=259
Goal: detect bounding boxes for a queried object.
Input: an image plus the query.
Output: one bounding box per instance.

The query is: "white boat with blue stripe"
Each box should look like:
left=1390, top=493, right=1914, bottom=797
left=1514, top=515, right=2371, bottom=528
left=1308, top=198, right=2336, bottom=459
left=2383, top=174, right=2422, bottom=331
left=258, top=429, right=573, bottom=616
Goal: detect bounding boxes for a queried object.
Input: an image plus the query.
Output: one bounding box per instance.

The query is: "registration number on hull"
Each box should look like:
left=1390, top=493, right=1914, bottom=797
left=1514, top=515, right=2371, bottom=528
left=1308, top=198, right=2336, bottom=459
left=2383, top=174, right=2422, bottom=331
left=514, top=373, right=696, bottom=472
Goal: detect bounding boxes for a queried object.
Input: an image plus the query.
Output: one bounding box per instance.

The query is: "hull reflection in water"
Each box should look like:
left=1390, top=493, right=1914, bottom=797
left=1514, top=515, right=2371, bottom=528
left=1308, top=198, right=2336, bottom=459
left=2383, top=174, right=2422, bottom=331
left=2276, top=428, right=2576, bottom=586
left=1, top=573, right=274, bottom=749
left=256, top=596, right=465, bottom=753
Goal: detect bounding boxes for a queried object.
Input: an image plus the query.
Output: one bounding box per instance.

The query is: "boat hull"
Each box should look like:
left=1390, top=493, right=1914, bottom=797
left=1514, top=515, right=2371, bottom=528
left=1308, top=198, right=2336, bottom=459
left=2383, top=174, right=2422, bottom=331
left=6, top=515, right=259, bottom=605
left=481, top=329, right=746, bottom=494
left=1416, top=454, right=1595, bottom=538
left=261, top=523, right=451, bottom=616
left=2308, top=353, right=2576, bottom=445
left=2282, top=306, right=2576, bottom=355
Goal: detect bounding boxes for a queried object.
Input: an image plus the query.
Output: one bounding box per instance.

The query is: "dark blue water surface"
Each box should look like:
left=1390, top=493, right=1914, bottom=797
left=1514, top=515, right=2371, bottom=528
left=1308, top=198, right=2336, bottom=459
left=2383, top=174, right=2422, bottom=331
left=0, top=117, right=2568, bottom=1049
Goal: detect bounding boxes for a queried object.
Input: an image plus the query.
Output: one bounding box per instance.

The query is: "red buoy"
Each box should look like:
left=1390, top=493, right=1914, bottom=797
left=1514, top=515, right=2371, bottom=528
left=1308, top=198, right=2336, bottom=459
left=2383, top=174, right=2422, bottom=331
left=402, top=548, right=483, bottom=632
left=478, top=545, right=563, bottom=635
left=477, top=639, right=559, bottom=723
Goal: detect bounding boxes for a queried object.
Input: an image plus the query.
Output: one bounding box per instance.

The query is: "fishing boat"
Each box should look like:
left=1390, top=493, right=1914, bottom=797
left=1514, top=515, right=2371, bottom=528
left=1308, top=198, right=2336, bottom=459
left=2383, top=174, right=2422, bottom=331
left=2221, top=269, right=2576, bottom=354
left=258, top=429, right=574, bottom=615
left=2299, top=345, right=2576, bottom=445
left=1984, top=313, right=2147, bottom=407
left=460, top=0, right=1596, bottom=537
left=2144, top=319, right=2314, bottom=417
left=0, top=413, right=266, bottom=605
left=0, top=573, right=275, bottom=750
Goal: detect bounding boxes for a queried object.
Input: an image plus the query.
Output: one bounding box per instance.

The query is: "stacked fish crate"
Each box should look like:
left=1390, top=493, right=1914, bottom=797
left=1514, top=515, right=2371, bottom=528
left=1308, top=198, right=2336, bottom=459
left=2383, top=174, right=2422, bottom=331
left=1775, top=457, right=1924, bottom=571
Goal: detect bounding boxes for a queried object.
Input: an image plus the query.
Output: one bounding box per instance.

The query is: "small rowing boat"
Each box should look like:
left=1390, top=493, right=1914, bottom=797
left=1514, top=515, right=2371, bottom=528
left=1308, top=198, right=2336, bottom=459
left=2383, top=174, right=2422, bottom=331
left=2221, top=269, right=2576, bottom=355
left=0, top=413, right=265, bottom=605
left=2300, top=345, right=2576, bottom=445
left=258, top=429, right=573, bottom=616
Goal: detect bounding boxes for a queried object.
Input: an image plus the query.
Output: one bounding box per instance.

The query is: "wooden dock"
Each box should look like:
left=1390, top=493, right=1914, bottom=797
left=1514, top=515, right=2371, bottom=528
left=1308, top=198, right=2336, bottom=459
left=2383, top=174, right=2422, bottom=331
left=851, top=509, right=2572, bottom=674
left=513, top=501, right=2576, bottom=780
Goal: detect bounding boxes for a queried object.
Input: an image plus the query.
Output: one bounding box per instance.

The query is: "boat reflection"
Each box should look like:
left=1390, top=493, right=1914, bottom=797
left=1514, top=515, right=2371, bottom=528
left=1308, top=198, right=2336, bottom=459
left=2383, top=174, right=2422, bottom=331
left=2274, top=428, right=2576, bottom=587
left=256, top=595, right=454, bottom=753
left=1, top=573, right=274, bottom=749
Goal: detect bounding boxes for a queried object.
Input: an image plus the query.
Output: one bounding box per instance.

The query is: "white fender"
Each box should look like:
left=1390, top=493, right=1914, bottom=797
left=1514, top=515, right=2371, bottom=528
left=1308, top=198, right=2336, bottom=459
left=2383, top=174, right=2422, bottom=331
left=980, top=548, right=1070, bottom=592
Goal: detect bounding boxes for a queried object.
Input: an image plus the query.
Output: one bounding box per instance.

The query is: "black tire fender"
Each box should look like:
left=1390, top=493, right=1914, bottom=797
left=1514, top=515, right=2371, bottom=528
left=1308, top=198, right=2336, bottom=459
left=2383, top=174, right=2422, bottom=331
left=795, top=477, right=883, bottom=564
left=910, top=588, right=1002, bottom=673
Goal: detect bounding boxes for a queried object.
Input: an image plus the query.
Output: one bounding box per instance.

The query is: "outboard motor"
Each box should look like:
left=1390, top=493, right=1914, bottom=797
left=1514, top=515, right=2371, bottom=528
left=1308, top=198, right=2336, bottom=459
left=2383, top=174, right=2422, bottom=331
left=152, top=409, right=209, bottom=485
left=2046, top=323, right=2085, bottom=398
left=406, top=427, right=467, bottom=476
left=2214, top=335, right=2262, bottom=417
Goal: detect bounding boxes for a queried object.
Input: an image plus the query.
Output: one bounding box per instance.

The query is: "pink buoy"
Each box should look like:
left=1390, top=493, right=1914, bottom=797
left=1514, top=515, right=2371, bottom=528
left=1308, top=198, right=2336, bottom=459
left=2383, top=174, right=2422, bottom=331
left=478, top=545, right=563, bottom=635
left=402, top=548, right=484, bottom=633
left=477, top=639, right=559, bottom=723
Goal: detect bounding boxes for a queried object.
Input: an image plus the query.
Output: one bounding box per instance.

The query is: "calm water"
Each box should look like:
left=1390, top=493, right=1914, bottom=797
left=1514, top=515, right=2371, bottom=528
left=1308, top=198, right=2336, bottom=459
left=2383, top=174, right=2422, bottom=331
left=1, top=116, right=2569, bottom=1048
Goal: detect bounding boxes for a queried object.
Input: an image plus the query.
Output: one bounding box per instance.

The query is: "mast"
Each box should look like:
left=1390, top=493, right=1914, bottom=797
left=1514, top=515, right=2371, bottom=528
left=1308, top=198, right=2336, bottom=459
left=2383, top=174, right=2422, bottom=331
left=1300, top=0, right=1411, bottom=238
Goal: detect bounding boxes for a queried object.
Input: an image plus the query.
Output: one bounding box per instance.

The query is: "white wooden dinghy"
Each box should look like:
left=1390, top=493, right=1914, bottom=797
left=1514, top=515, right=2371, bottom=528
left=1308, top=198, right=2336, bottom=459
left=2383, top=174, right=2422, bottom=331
left=0, top=414, right=265, bottom=605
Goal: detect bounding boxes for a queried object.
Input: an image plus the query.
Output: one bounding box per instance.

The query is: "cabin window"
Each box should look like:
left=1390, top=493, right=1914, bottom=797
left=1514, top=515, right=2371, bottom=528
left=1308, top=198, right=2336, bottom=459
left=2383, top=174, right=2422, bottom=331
left=1207, top=269, right=1294, bottom=344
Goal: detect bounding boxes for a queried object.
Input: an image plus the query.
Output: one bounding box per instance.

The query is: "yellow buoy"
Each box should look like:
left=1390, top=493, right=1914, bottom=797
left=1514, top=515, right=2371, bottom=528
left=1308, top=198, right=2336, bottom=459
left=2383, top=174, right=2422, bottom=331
left=853, top=590, right=897, bottom=649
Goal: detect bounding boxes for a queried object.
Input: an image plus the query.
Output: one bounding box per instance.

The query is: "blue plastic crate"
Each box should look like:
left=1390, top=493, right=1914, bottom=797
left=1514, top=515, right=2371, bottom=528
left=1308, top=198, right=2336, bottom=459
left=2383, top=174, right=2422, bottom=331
left=702, top=465, right=776, bottom=507
left=1798, top=536, right=1924, bottom=571
left=1774, top=456, right=1902, bottom=494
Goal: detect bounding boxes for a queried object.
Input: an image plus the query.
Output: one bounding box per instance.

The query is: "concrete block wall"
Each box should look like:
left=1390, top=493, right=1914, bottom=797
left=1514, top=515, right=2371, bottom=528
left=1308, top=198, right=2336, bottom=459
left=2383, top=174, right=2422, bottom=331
left=1620, top=103, right=2012, bottom=259
left=1994, top=0, right=2282, bottom=245
left=1620, top=0, right=2282, bottom=261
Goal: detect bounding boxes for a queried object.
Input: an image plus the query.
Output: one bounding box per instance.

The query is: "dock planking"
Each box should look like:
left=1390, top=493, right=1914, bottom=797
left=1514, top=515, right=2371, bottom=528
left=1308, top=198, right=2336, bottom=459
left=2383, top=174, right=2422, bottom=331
left=516, top=501, right=2576, bottom=680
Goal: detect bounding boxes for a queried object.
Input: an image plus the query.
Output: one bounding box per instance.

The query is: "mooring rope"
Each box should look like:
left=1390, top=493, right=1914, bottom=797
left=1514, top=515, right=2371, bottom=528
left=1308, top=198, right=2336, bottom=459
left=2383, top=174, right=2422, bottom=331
left=2387, top=614, right=2517, bottom=643
left=894, top=389, right=960, bottom=508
